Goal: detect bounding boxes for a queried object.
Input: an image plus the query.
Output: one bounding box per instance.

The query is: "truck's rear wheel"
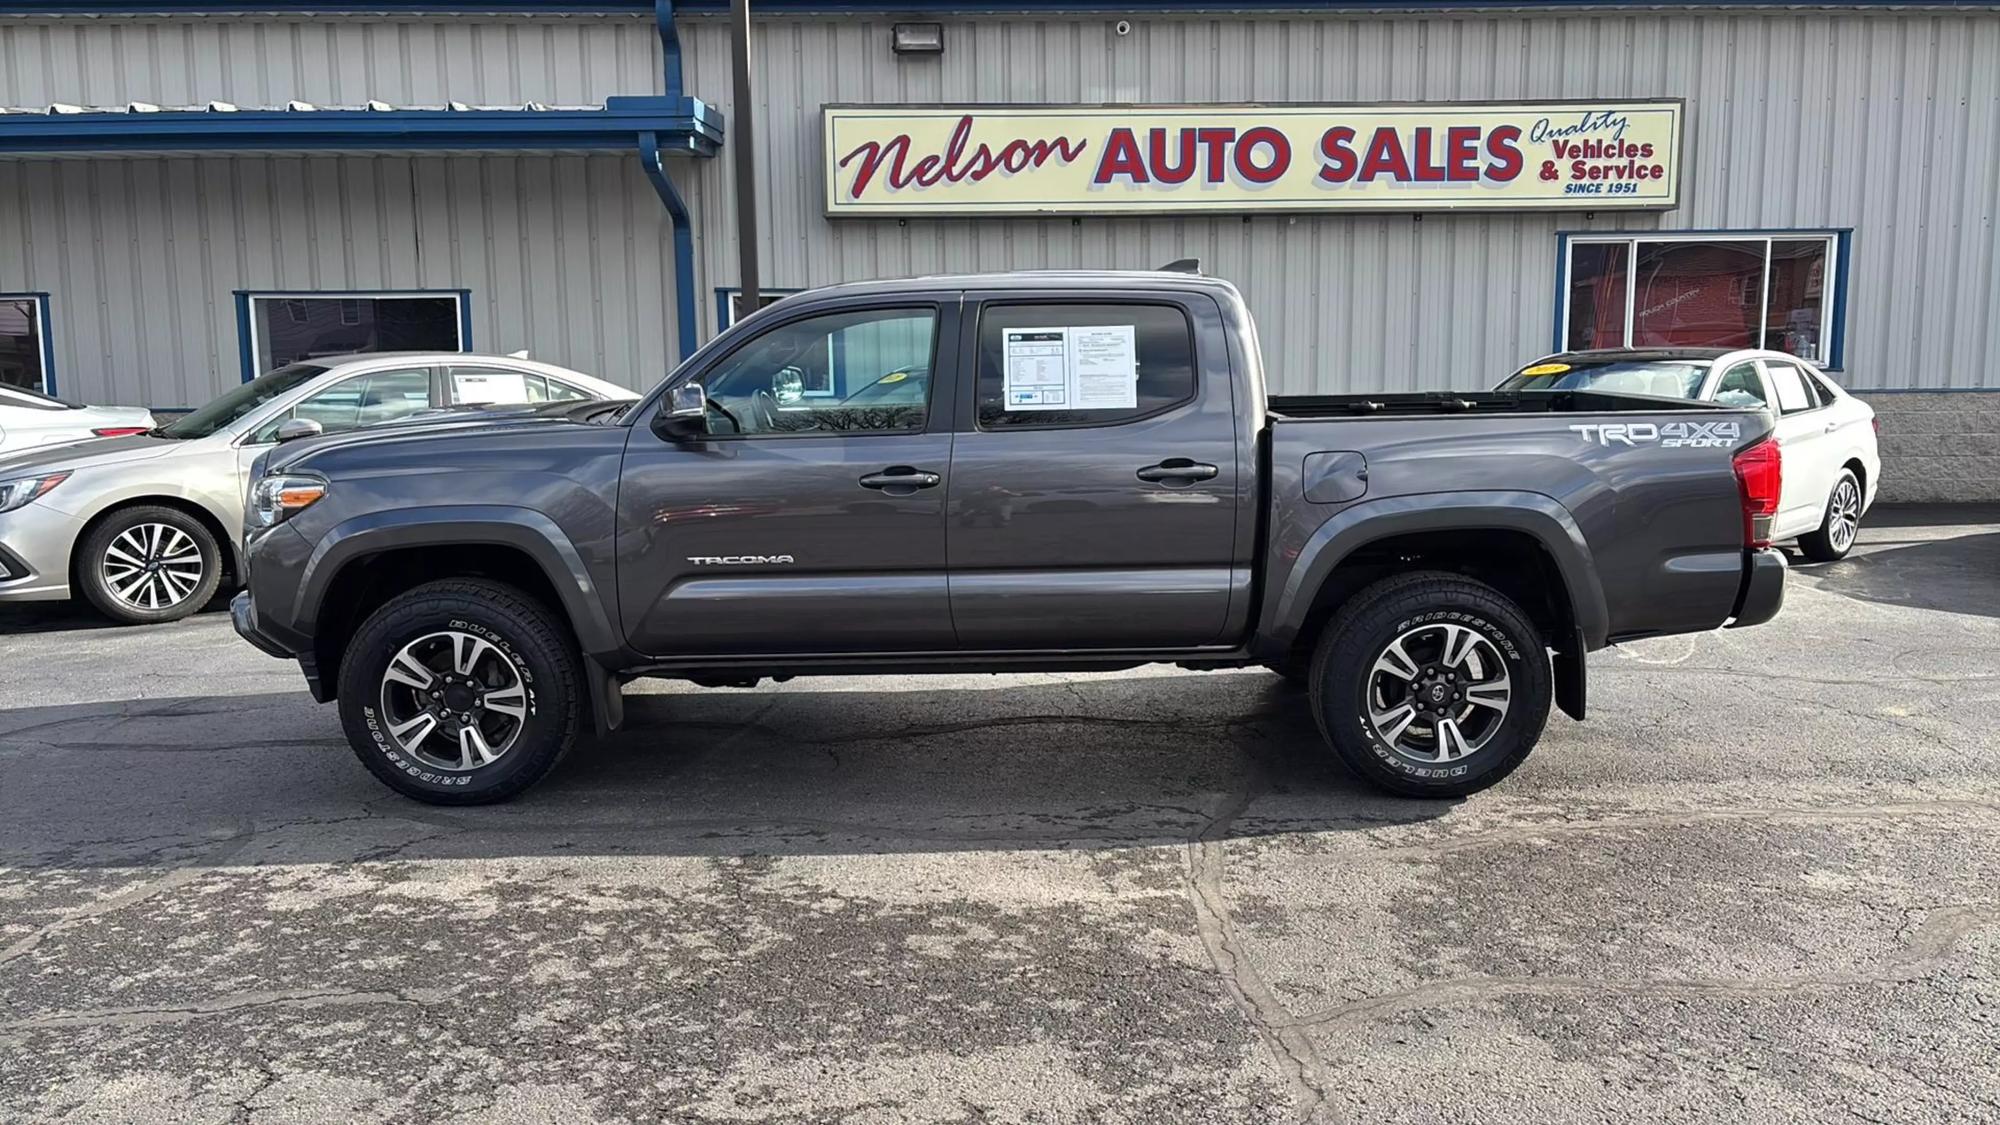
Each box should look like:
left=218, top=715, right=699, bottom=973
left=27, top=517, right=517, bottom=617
left=1309, top=572, right=1551, bottom=798
left=337, top=579, right=581, bottom=805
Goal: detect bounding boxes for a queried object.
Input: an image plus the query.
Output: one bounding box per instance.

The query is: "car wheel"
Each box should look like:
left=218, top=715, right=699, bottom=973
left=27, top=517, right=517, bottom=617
left=337, top=578, right=581, bottom=805
left=76, top=505, right=223, bottom=625
left=1798, top=469, right=1862, bottom=562
left=1309, top=571, right=1552, bottom=798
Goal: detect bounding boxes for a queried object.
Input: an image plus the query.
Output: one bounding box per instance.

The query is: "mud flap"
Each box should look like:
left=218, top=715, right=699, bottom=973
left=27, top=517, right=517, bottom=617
left=586, top=657, right=624, bottom=736
left=1553, top=630, right=1587, bottom=721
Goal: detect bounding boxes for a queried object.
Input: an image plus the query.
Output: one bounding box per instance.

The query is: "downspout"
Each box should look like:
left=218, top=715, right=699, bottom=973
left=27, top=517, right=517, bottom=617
left=640, top=131, right=700, bottom=365
left=655, top=0, right=684, bottom=101
left=645, top=0, right=698, bottom=363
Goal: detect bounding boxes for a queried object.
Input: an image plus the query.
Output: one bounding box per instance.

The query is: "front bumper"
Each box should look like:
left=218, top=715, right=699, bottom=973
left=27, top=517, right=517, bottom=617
left=1726, top=547, right=1787, bottom=628
left=0, top=501, right=86, bottom=601
left=230, top=590, right=292, bottom=658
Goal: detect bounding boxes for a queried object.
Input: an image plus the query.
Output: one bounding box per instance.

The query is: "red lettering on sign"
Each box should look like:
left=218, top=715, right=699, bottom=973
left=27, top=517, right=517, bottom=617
left=1316, top=125, right=1359, bottom=183
left=836, top=114, right=1088, bottom=199
left=1195, top=128, right=1237, bottom=183
left=1410, top=127, right=1445, bottom=183
left=1235, top=126, right=1291, bottom=184
left=1094, top=127, right=1150, bottom=183
left=1149, top=127, right=1198, bottom=184
left=1445, top=126, right=1481, bottom=182
left=1357, top=127, right=1411, bottom=181
left=1484, top=125, right=1524, bottom=181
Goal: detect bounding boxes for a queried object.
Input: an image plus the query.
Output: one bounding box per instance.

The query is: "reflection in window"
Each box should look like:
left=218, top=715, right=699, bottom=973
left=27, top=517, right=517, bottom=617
left=1564, top=242, right=1629, bottom=351
left=1560, top=234, right=1842, bottom=365
left=249, top=293, right=462, bottom=374
left=0, top=296, right=49, bottom=393
left=701, top=308, right=937, bottom=436
left=1630, top=240, right=1763, bottom=350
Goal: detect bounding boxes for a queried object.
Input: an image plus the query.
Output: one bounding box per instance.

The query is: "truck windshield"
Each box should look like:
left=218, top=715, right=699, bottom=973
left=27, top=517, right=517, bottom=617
left=157, top=363, right=330, bottom=439
left=1497, top=360, right=1710, bottom=399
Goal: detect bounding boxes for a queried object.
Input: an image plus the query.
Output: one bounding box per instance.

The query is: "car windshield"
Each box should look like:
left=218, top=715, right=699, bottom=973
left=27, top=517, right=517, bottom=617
left=1497, top=359, right=1712, bottom=399
left=158, top=363, right=330, bottom=439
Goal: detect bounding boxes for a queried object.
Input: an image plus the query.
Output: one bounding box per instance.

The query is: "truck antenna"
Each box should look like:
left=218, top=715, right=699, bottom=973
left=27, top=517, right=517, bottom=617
left=1157, top=258, right=1201, bottom=275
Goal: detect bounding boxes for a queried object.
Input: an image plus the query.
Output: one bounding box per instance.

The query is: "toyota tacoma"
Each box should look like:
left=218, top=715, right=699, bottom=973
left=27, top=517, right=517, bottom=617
left=229, top=269, right=1786, bottom=803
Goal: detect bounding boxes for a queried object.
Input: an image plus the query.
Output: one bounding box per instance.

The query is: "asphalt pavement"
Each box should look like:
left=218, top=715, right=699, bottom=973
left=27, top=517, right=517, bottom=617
left=2, top=506, right=1997, bottom=1123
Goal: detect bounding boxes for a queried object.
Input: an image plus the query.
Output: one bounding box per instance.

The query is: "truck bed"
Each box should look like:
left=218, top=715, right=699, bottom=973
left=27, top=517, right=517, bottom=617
left=1269, top=390, right=1734, bottom=419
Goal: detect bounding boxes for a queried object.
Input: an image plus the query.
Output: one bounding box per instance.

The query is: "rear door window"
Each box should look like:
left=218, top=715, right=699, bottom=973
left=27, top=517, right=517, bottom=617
left=1762, top=362, right=1816, bottom=414
left=975, top=303, right=1196, bottom=429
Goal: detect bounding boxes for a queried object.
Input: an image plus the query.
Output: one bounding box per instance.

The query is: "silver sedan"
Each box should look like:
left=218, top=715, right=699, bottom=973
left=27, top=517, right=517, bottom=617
left=0, top=352, right=634, bottom=625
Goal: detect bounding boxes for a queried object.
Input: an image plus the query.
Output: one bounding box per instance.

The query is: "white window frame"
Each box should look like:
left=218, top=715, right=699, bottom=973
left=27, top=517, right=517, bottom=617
left=0, top=292, right=56, bottom=396
left=1558, top=232, right=1842, bottom=367
left=240, top=290, right=470, bottom=381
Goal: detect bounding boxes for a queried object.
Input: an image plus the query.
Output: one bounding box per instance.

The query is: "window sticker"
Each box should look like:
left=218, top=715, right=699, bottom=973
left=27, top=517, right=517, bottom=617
left=454, top=370, right=527, bottom=404
left=1001, top=325, right=1138, bottom=411
left=1519, top=362, right=1571, bottom=377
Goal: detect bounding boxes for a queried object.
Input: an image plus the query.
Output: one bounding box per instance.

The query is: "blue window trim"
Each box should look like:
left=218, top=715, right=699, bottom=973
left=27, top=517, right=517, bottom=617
left=12, top=1, right=1999, bottom=12
left=0, top=292, right=57, bottom=397
left=1552, top=228, right=1852, bottom=371
left=234, top=288, right=474, bottom=384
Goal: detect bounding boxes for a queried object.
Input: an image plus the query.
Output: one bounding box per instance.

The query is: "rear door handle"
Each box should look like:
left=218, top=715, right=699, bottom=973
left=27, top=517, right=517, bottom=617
left=1824, top=420, right=1840, bottom=433
left=1137, top=458, right=1220, bottom=484
left=858, top=466, right=942, bottom=492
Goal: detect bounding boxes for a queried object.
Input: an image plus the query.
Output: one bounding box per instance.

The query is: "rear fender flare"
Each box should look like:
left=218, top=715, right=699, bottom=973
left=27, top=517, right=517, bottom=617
left=294, top=505, right=621, bottom=656
left=1261, top=490, right=1610, bottom=655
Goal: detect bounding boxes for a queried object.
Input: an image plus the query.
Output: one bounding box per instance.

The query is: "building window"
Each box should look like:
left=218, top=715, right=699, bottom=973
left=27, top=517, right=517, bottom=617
left=238, top=291, right=470, bottom=381
left=715, top=287, right=802, bottom=330
left=0, top=294, right=54, bottom=395
left=1558, top=233, right=1845, bottom=367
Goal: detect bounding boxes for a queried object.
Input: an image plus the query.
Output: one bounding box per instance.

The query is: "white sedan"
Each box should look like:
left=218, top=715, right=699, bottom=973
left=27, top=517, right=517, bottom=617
left=1498, top=347, right=1881, bottom=561
left=0, top=383, right=154, bottom=455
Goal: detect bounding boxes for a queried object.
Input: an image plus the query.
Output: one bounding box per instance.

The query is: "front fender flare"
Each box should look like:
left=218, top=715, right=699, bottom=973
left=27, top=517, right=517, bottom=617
left=294, top=505, right=621, bottom=656
left=1259, top=490, right=1610, bottom=655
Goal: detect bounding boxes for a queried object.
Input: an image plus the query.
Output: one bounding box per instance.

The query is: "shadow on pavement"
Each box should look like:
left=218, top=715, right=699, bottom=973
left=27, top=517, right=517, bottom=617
left=1794, top=524, right=2000, bottom=619
left=0, top=673, right=1452, bottom=867
left=0, top=594, right=232, bottom=636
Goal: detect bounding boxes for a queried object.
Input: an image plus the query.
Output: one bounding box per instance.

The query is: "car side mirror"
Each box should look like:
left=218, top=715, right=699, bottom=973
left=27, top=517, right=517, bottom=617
left=651, top=382, right=709, bottom=441
left=273, top=418, right=324, bottom=444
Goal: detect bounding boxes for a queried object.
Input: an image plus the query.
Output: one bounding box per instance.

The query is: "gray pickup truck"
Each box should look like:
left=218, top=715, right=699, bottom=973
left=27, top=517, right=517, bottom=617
left=231, top=269, right=1786, bottom=804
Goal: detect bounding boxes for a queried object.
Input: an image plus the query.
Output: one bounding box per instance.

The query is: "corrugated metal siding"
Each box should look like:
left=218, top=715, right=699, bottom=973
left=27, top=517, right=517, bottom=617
left=0, top=15, right=658, bottom=106
left=0, top=154, right=681, bottom=406
left=674, top=9, right=2000, bottom=391
left=0, top=10, right=1995, bottom=398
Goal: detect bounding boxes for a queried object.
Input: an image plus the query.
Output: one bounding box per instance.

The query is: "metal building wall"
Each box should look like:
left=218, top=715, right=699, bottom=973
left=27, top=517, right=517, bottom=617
left=0, top=9, right=1996, bottom=399
left=0, top=154, right=681, bottom=406
left=671, top=8, right=2000, bottom=393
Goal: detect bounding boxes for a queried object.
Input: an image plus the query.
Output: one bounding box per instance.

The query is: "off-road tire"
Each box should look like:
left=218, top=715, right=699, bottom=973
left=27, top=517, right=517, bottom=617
left=1308, top=571, right=1552, bottom=798
left=76, top=504, right=224, bottom=625
left=337, top=578, right=582, bottom=805
left=1798, top=468, right=1862, bottom=562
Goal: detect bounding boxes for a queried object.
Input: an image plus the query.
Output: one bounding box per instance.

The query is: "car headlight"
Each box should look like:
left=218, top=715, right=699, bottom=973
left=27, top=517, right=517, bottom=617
left=248, top=473, right=327, bottom=530
left=0, top=471, right=71, bottom=514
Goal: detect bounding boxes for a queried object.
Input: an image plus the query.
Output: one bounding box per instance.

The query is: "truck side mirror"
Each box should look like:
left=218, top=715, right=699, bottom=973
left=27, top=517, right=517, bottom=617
left=651, top=382, right=708, bottom=441
left=273, top=417, right=324, bottom=444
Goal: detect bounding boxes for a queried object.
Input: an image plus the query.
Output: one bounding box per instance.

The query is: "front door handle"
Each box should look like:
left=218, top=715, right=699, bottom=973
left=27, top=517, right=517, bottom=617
left=1137, top=458, right=1220, bottom=484
left=858, top=466, right=942, bottom=492
left=1824, top=420, right=1840, bottom=433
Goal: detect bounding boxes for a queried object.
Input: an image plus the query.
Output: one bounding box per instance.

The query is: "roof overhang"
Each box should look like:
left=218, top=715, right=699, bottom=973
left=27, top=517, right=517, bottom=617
left=0, top=95, right=722, bottom=158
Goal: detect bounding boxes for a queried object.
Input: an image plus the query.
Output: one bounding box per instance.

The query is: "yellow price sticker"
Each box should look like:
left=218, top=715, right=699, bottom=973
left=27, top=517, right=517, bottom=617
left=1518, top=362, right=1572, bottom=377
left=879, top=371, right=909, bottom=384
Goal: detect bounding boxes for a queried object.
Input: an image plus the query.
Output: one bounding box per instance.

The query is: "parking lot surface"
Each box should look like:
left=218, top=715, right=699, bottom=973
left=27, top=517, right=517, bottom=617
left=2, top=507, right=1997, bottom=1124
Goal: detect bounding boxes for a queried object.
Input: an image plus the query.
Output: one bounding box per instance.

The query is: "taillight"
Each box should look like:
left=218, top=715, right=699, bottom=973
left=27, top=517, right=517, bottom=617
left=1732, top=438, right=1782, bottom=549
left=92, top=426, right=149, bottom=438
left=1871, top=416, right=1881, bottom=436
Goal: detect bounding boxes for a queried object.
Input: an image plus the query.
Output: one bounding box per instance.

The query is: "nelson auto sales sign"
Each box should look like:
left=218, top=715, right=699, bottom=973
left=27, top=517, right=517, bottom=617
left=823, top=102, right=1683, bottom=217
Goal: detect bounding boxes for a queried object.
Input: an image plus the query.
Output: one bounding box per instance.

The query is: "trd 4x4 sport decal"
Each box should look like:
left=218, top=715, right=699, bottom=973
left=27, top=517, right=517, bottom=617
left=1570, top=420, right=1741, bottom=449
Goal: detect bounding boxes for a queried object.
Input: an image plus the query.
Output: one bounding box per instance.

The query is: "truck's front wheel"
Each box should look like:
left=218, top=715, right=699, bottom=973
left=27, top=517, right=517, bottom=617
left=1309, top=572, right=1551, bottom=798
left=336, top=579, right=582, bottom=805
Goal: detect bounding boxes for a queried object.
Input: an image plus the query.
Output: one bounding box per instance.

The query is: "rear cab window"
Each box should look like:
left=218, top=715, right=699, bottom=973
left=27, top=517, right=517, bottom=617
left=975, top=303, right=1196, bottom=429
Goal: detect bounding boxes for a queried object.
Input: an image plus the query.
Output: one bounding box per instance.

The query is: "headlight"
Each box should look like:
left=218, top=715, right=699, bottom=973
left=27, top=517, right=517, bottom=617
left=0, top=471, right=70, bottom=514
left=248, top=473, right=327, bottom=530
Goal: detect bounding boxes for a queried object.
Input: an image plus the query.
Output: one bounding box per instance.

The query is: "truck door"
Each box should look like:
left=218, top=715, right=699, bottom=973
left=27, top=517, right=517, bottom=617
left=617, top=299, right=960, bottom=656
left=945, top=292, right=1243, bottom=649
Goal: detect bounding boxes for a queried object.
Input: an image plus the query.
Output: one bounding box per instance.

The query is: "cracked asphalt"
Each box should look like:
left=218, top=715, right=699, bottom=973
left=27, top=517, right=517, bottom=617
left=2, top=506, right=1997, bottom=1123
